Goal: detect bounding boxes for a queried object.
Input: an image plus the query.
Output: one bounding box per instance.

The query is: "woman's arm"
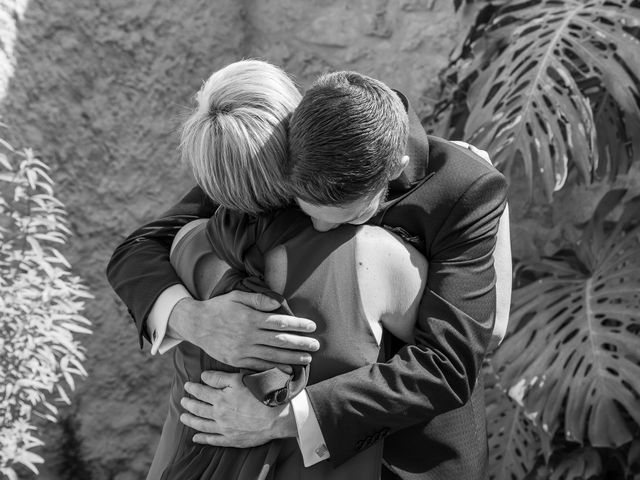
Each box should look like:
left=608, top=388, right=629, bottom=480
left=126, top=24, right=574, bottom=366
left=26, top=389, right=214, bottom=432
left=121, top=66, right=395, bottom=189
left=106, top=185, right=318, bottom=369
left=106, top=186, right=217, bottom=346
left=170, top=219, right=231, bottom=300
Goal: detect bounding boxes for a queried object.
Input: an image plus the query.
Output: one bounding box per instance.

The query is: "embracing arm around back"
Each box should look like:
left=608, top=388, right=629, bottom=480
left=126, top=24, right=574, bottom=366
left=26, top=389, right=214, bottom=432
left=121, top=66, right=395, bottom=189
left=106, top=185, right=319, bottom=369
left=305, top=155, right=509, bottom=466
left=106, top=186, right=216, bottom=346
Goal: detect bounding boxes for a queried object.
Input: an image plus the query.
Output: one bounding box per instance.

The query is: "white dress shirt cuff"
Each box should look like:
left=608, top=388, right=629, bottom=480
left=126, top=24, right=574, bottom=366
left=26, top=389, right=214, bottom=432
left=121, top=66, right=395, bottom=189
left=291, top=389, right=330, bottom=467
left=148, top=284, right=191, bottom=355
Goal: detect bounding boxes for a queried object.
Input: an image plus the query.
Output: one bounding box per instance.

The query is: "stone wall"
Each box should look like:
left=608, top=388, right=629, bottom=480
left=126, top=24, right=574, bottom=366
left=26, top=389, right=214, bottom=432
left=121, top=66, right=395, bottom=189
left=0, top=0, right=462, bottom=478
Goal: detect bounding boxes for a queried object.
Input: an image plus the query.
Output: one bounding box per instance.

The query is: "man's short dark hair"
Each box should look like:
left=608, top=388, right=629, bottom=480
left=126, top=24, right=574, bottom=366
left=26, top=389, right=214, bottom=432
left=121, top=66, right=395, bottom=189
left=288, top=71, right=409, bottom=206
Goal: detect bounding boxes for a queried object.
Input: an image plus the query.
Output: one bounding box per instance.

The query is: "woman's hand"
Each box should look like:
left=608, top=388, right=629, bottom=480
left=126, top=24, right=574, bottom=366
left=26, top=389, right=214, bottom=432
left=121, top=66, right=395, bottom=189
left=168, top=291, right=320, bottom=371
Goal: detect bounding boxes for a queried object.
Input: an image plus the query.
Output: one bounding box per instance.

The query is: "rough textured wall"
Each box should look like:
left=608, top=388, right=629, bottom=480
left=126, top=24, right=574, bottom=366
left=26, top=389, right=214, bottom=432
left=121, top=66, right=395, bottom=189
left=0, top=0, right=461, bottom=478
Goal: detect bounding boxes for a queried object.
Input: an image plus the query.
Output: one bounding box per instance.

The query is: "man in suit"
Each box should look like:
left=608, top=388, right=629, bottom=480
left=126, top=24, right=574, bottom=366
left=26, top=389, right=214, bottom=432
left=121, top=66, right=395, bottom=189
left=107, top=70, right=509, bottom=479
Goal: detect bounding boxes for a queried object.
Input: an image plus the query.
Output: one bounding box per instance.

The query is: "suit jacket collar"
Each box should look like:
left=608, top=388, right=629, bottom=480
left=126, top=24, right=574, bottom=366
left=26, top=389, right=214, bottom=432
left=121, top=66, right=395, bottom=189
left=371, top=92, right=434, bottom=227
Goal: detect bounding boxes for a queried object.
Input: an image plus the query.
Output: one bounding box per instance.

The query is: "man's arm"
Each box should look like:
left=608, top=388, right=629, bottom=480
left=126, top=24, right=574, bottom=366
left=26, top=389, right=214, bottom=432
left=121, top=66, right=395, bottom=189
left=106, top=185, right=319, bottom=369
left=178, top=168, right=509, bottom=466
left=306, top=169, right=508, bottom=465
left=107, top=186, right=215, bottom=347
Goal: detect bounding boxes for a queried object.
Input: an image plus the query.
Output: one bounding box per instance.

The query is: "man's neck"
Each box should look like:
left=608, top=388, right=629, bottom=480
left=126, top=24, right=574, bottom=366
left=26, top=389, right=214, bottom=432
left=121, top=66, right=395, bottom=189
left=391, top=90, right=430, bottom=192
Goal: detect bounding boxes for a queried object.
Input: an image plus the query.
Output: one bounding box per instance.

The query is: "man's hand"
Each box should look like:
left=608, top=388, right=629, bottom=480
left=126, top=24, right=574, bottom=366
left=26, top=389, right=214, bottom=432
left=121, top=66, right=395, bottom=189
left=167, top=291, right=319, bottom=371
left=180, top=371, right=297, bottom=448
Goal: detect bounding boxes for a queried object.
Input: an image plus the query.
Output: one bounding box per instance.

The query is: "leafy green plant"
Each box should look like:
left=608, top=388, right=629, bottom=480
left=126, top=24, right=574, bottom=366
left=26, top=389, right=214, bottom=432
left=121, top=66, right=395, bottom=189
left=433, top=1, right=640, bottom=478
left=487, top=190, right=640, bottom=479
left=0, top=138, right=92, bottom=479
left=484, top=363, right=543, bottom=478
left=435, top=0, right=640, bottom=201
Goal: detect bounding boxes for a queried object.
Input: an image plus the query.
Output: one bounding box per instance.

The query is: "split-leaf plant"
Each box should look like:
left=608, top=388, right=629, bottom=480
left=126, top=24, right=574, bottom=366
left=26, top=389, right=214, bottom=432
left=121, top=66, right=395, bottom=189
left=430, top=1, right=640, bottom=478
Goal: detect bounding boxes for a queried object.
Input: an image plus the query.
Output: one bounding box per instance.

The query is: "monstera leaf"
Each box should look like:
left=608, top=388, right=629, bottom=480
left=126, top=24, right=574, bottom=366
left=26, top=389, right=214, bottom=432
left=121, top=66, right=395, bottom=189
left=628, top=439, right=640, bottom=475
left=493, top=190, right=640, bottom=448
left=485, top=367, right=542, bottom=480
left=593, top=92, right=640, bottom=181
left=549, top=447, right=603, bottom=480
left=462, top=0, right=640, bottom=200
left=452, top=0, right=511, bottom=12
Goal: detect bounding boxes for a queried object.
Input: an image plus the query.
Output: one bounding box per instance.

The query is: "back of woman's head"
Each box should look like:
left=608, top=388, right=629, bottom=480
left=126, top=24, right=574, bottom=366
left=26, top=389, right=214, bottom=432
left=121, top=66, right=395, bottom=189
left=181, top=59, right=301, bottom=214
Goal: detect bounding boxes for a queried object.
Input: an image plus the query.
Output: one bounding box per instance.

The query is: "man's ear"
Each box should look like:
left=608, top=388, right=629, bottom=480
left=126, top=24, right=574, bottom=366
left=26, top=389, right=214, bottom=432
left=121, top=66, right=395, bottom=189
left=389, top=155, right=410, bottom=180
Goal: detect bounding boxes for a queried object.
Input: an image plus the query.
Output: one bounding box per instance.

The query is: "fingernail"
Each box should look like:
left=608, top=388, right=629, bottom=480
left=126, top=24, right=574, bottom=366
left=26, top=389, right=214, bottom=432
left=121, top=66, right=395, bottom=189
left=184, top=382, right=192, bottom=392
left=306, top=323, right=316, bottom=332
left=301, top=355, right=312, bottom=363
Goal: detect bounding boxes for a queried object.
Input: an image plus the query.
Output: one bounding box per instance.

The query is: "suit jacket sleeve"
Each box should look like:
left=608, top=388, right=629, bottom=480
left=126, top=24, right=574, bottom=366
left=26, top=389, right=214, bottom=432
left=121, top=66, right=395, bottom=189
left=305, top=168, right=508, bottom=466
left=106, top=185, right=217, bottom=347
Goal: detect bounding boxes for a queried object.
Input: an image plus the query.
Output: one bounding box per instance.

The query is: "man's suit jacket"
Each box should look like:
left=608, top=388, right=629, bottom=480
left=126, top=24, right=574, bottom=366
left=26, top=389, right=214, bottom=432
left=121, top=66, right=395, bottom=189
left=106, top=98, right=507, bottom=479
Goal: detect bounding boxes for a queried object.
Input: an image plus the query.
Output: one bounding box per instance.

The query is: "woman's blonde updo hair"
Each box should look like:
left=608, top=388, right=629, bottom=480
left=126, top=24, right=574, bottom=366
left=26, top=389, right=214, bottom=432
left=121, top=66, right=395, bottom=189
left=181, top=59, right=302, bottom=214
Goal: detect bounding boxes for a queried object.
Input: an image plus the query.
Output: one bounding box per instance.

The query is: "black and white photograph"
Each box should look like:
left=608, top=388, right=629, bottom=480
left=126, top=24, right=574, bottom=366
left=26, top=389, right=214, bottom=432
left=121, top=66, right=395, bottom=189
left=1, top=1, right=639, bottom=479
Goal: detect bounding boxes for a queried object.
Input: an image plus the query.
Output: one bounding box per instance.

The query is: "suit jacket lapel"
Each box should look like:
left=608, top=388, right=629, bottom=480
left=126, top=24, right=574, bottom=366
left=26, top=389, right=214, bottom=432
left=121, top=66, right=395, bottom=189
left=381, top=90, right=433, bottom=222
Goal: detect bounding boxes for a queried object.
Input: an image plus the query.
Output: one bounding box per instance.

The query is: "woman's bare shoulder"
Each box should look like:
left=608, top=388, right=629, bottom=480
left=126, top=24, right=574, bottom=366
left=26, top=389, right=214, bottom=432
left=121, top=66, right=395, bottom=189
left=354, top=225, right=427, bottom=343
left=354, top=225, right=426, bottom=270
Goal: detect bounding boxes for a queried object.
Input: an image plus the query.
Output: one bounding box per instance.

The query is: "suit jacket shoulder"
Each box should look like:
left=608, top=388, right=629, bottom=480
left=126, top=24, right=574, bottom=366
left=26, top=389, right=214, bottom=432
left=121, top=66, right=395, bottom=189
left=380, top=135, right=507, bottom=257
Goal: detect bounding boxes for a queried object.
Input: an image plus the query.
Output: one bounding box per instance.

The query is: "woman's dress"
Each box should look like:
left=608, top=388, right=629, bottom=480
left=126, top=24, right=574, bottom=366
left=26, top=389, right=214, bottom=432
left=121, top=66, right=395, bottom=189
left=148, top=207, right=386, bottom=479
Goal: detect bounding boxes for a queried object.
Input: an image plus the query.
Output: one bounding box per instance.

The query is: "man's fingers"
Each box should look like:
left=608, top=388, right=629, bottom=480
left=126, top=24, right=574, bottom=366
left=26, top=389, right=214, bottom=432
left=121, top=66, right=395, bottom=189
left=262, top=332, right=320, bottom=352
left=249, top=346, right=313, bottom=366
left=184, top=381, right=223, bottom=404
left=192, top=433, right=225, bottom=446
left=231, top=291, right=281, bottom=312
left=199, top=371, right=240, bottom=389
left=262, top=314, right=316, bottom=333
left=181, top=397, right=215, bottom=419
left=192, top=434, right=268, bottom=448
left=180, top=413, right=219, bottom=433
left=239, top=359, right=293, bottom=374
